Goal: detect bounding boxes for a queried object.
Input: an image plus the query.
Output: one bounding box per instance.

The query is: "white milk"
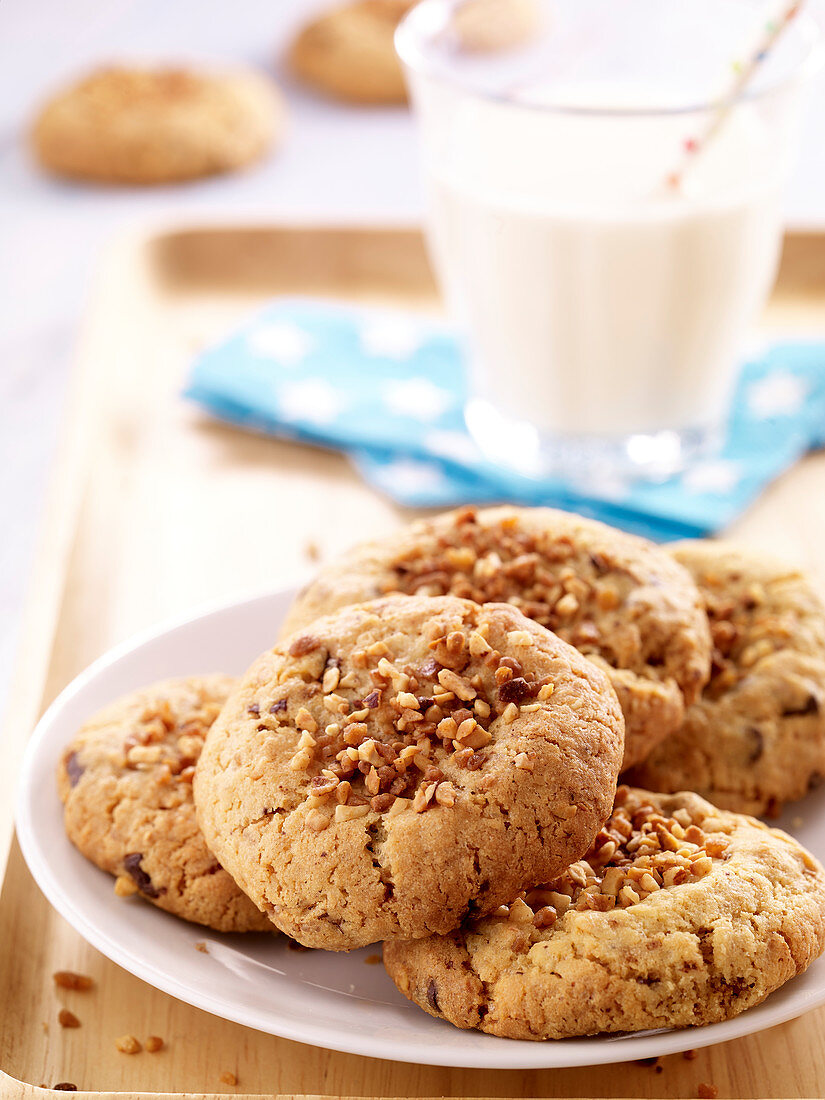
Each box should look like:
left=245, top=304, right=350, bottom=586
left=423, top=93, right=784, bottom=438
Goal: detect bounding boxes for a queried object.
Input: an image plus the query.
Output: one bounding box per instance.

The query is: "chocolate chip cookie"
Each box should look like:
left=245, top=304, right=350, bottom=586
left=194, top=594, right=624, bottom=950
left=383, top=785, right=825, bottom=1039
left=32, top=66, right=283, bottom=184
left=288, top=0, right=413, bottom=105
left=630, top=542, right=825, bottom=816
left=57, top=676, right=272, bottom=932
left=283, top=506, right=711, bottom=770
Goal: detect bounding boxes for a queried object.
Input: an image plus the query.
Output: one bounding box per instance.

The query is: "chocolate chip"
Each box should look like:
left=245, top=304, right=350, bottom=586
left=745, top=727, right=764, bottom=763
left=589, top=551, right=610, bottom=574
left=499, top=677, right=532, bottom=703
left=783, top=694, right=820, bottom=717
left=270, top=699, right=288, bottom=714
left=426, top=978, right=440, bottom=1013
left=64, top=752, right=84, bottom=788
left=289, top=635, right=320, bottom=657
left=123, top=853, right=164, bottom=899
left=247, top=703, right=260, bottom=716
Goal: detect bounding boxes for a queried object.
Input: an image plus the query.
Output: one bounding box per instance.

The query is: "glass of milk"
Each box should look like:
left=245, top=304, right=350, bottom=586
left=396, top=0, right=821, bottom=480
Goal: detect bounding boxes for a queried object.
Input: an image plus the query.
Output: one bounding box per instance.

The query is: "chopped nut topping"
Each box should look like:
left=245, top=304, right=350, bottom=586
left=335, top=803, right=370, bottom=822
left=53, top=971, right=94, bottom=992
left=289, top=635, right=319, bottom=657
left=145, top=1035, right=164, bottom=1053
left=510, top=788, right=731, bottom=924
left=277, top=611, right=560, bottom=817
left=115, top=1034, right=142, bottom=1054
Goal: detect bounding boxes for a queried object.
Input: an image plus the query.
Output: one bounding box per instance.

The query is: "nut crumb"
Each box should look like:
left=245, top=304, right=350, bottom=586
left=304, top=539, right=320, bottom=562
left=53, top=971, right=94, bottom=991
left=683, top=1049, right=698, bottom=1060
left=114, top=874, right=139, bottom=897
left=220, top=1071, right=238, bottom=1085
left=194, top=941, right=208, bottom=953
left=58, top=1009, right=81, bottom=1029
left=53, top=1084, right=77, bottom=1092
left=145, top=1035, right=164, bottom=1052
left=698, top=1086, right=718, bottom=1099
left=364, top=953, right=382, bottom=965
left=115, top=1034, right=142, bottom=1054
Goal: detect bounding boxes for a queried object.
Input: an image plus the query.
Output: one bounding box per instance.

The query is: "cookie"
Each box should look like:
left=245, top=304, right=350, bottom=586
left=32, top=66, right=283, bottom=184
left=288, top=0, right=413, bottom=105
left=194, top=594, right=624, bottom=950
left=283, top=506, right=711, bottom=770
left=383, top=785, right=825, bottom=1039
left=630, top=541, right=825, bottom=816
left=449, top=0, right=540, bottom=52
left=57, top=676, right=272, bottom=933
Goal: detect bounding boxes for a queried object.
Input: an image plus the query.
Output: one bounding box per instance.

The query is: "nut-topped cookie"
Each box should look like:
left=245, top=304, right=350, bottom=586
left=194, top=594, right=624, bottom=950
left=57, top=676, right=272, bottom=933
left=283, top=506, right=711, bottom=769
left=32, top=66, right=283, bottom=185
left=383, top=786, right=825, bottom=1039
left=630, top=541, right=825, bottom=816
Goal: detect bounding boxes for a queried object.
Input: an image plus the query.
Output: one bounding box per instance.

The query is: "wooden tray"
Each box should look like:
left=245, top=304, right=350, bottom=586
left=3, top=225, right=825, bottom=1100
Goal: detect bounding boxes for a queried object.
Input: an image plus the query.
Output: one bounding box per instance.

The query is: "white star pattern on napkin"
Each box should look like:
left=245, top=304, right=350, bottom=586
left=277, top=379, right=345, bottom=425
left=247, top=322, right=315, bottom=366
left=682, top=460, right=743, bottom=496
left=747, top=371, right=809, bottom=419
left=382, top=378, right=453, bottom=422
left=360, top=317, right=425, bottom=359
left=423, top=429, right=482, bottom=465
left=374, top=458, right=446, bottom=495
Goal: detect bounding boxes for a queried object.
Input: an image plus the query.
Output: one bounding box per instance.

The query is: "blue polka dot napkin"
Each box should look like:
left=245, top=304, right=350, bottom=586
left=185, top=298, right=825, bottom=542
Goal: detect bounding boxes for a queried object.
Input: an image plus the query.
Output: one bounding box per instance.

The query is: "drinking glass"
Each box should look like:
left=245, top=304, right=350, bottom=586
left=397, top=0, right=821, bottom=480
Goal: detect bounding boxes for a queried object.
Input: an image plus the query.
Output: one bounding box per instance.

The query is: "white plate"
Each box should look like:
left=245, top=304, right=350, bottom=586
left=15, top=584, right=825, bottom=1068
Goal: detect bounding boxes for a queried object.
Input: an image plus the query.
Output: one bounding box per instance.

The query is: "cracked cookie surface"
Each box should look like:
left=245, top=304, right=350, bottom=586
left=57, top=675, right=272, bottom=933
left=383, top=786, right=825, bottom=1039
left=283, top=506, right=711, bottom=769
left=32, top=66, right=283, bottom=184
left=194, top=594, right=624, bottom=950
left=630, top=542, right=825, bottom=816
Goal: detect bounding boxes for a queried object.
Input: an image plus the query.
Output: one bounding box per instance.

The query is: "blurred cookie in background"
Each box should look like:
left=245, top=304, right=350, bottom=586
left=449, top=0, right=540, bottom=52
left=31, top=66, right=285, bottom=185
left=288, top=0, right=414, bottom=105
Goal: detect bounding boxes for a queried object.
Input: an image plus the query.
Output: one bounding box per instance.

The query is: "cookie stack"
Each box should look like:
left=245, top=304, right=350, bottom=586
left=57, top=505, right=825, bottom=1040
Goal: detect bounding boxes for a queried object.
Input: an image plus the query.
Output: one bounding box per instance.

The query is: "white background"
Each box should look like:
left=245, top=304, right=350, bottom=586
left=0, top=0, right=824, bottom=721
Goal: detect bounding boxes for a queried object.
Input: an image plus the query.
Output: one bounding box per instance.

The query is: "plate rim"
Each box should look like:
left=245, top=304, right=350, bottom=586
left=14, top=582, right=825, bottom=1069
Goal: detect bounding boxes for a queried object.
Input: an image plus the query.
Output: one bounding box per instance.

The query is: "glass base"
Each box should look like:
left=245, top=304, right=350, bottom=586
left=466, top=398, right=719, bottom=484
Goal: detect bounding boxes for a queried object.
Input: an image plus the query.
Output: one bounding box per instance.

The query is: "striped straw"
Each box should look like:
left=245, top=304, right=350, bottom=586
left=667, top=1, right=803, bottom=191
